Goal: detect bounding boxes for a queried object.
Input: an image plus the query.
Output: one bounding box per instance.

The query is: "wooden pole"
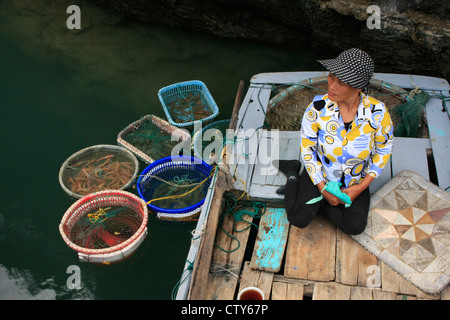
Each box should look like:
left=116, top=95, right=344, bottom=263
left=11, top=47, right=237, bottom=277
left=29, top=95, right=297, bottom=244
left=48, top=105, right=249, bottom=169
left=188, top=80, right=245, bottom=300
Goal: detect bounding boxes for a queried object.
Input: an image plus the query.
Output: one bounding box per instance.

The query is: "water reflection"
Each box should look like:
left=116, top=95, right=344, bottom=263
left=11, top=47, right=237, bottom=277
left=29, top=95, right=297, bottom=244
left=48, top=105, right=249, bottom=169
left=0, top=264, right=95, bottom=299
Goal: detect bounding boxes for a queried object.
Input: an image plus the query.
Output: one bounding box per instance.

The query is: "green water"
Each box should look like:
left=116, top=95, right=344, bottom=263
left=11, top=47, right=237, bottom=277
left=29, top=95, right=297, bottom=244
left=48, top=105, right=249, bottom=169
left=0, top=0, right=321, bottom=299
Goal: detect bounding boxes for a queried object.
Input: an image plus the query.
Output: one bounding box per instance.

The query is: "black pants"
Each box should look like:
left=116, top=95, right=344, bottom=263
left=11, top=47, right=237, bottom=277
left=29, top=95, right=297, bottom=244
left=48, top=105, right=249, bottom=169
left=284, top=170, right=370, bottom=235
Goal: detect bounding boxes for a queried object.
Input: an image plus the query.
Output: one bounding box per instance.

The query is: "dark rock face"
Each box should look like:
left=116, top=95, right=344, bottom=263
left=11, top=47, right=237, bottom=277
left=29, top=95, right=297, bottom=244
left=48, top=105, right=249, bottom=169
left=87, top=0, right=449, bottom=80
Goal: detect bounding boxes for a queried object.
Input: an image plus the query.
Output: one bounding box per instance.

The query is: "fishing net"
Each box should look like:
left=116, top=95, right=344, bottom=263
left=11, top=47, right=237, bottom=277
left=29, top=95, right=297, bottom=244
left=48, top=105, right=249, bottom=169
left=59, top=145, right=139, bottom=199
left=264, top=76, right=429, bottom=138
left=117, top=114, right=191, bottom=164
left=137, top=156, right=213, bottom=222
left=158, top=80, right=219, bottom=128
left=393, top=89, right=431, bottom=138
left=192, top=119, right=231, bottom=164
left=59, top=190, right=148, bottom=264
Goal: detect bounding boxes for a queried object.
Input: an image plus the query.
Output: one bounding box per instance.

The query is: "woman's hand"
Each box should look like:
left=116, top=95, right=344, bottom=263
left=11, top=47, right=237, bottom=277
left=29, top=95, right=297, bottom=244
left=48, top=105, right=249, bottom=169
left=341, top=175, right=375, bottom=201
left=317, top=181, right=343, bottom=206
left=341, top=184, right=364, bottom=202
left=323, top=190, right=344, bottom=206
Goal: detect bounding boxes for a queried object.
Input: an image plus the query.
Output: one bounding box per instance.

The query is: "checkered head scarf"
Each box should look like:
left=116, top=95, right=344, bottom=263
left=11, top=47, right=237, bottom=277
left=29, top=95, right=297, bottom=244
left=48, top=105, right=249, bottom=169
left=318, top=48, right=374, bottom=91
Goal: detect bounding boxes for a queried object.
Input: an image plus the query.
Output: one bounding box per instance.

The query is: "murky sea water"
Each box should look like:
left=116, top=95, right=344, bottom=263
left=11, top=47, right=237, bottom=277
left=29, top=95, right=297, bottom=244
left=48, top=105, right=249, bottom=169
left=0, top=0, right=321, bottom=299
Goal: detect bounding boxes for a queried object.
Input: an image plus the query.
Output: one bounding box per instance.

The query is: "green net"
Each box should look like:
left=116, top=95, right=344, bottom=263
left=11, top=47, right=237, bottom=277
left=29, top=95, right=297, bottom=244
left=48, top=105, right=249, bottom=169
left=393, top=89, right=431, bottom=138
left=69, top=205, right=143, bottom=249
left=193, top=119, right=230, bottom=163
left=166, top=92, right=214, bottom=124
left=117, top=115, right=190, bottom=164
left=60, top=190, right=148, bottom=258
left=158, top=80, right=219, bottom=128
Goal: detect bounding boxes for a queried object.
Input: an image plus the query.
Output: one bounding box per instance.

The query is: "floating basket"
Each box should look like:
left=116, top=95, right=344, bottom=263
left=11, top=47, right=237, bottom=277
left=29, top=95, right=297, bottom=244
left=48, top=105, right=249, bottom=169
left=59, top=145, right=140, bottom=199
left=192, top=119, right=230, bottom=164
left=137, top=156, right=213, bottom=221
left=59, top=190, right=148, bottom=264
left=265, top=76, right=424, bottom=137
left=158, top=80, right=219, bottom=128
left=117, top=114, right=191, bottom=164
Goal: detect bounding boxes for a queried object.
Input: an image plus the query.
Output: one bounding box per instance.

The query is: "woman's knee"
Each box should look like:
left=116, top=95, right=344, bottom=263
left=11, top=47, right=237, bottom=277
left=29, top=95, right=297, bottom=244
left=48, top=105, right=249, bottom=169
left=286, top=208, right=315, bottom=229
left=339, top=220, right=367, bottom=235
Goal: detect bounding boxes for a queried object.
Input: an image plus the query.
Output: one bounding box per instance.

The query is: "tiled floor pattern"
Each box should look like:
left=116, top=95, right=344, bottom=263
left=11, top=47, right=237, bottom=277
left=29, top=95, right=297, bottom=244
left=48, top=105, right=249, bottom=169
left=354, top=171, right=450, bottom=294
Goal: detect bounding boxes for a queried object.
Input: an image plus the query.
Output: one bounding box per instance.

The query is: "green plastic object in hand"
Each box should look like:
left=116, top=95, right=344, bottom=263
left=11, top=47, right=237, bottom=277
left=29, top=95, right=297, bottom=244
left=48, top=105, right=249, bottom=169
left=305, top=181, right=352, bottom=208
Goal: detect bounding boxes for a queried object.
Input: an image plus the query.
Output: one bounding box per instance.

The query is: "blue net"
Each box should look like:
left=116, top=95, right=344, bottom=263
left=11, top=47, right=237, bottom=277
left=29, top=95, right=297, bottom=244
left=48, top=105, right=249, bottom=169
left=137, top=156, right=213, bottom=215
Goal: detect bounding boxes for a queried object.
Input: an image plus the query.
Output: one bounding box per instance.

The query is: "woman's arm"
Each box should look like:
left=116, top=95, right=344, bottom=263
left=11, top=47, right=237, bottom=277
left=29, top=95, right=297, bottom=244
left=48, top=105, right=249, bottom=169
left=341, top=174, right=374, bottom=202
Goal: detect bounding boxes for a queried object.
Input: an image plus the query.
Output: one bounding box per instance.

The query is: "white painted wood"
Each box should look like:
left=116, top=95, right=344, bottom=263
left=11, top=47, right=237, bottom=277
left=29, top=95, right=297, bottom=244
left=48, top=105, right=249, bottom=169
left=231, top=84, right=272, bottom=192
left=372, top=73, right=450, bottom=91
left=251, top=71, right=328, bottom=85
left=391, top=137, right=431, bottom=180
left=369, top=159, right=392, bottom=194
left=251, top=131, right=300, bottom=185
left=424, top=91, right=450, bottom=190
left=249, top=184, right=284, bottom=200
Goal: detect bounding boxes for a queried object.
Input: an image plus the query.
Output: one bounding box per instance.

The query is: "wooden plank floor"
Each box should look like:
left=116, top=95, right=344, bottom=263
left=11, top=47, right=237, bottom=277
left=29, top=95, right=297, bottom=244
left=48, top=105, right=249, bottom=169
left=203, top=201, right=449, bottom=300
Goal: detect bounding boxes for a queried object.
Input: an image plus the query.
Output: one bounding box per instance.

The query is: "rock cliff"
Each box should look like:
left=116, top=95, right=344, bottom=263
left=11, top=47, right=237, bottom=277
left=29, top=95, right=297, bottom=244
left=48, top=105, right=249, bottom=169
left=87, top=0, right=450, bottom=80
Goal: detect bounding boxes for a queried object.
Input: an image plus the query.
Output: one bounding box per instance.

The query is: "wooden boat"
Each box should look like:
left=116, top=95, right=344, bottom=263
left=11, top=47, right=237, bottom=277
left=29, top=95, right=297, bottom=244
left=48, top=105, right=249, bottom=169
left=176, top=72, right=450, bottom=300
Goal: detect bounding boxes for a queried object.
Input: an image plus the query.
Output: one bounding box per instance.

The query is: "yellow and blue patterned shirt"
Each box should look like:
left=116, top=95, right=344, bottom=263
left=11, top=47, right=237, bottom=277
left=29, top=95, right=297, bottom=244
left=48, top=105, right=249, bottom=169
left=300, top=93, right=394, bottom=188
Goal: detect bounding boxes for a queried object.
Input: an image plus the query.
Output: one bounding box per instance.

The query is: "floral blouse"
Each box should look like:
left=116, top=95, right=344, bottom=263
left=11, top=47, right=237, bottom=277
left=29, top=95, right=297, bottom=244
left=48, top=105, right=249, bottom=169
left=300, top=92, right=394, bottom=188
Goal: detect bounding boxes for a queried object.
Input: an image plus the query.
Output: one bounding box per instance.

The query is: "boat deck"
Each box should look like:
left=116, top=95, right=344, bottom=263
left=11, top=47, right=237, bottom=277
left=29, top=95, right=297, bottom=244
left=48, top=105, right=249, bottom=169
left=178, top=72, right=450, bottom=300
left=204, top=203, right=447, bottom=300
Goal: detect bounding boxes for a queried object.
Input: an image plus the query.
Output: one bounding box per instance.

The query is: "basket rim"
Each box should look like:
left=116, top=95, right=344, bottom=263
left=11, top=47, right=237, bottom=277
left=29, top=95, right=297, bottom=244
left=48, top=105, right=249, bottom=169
left=116, top=114, right=191, bottom=164
left=192, top=119, right=231, bottom=159
left=136, top=155, right=212, bottom=214
left=157, top=80, right=220, bottom=127
left=58, top=144, right=140, bottom=199
left=267, top=75, right=410, bottom=112
left=59, top=189, right=148, bottom=255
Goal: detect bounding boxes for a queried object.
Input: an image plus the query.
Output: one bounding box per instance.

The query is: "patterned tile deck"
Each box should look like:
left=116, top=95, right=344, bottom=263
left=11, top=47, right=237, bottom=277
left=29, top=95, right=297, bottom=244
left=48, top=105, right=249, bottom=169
left=354, top=170, right=450, bottom=294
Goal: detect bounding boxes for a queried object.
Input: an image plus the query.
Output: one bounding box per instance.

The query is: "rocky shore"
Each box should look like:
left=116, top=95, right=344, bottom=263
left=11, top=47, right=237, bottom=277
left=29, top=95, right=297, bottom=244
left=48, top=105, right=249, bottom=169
left=88, top=0, right=449, bottom=80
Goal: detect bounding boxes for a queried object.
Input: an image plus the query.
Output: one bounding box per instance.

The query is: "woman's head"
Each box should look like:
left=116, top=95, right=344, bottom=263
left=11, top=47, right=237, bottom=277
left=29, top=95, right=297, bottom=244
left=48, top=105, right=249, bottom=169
left=318, top=48, right=374, bottom=91
left=326, top=72, right=361, bottom=103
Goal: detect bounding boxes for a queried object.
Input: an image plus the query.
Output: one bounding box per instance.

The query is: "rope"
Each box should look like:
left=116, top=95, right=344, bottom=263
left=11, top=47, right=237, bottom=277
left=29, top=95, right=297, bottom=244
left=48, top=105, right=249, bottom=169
left=215, top=196, right=266, bottom=253
left=145, top=167, right=216, bottom=206
left=86, top=206, right=127, bottom=224
left=171, top=259, right=194, bottom=300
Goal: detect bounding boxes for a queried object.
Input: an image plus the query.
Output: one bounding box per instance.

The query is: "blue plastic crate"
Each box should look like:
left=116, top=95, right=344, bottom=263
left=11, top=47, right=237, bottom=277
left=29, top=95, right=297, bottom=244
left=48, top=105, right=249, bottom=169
left=158, top=80, right=219, bottom=128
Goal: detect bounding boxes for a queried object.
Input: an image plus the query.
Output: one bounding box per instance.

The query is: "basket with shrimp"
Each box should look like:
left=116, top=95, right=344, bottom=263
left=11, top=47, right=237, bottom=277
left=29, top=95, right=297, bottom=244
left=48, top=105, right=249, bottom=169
left=59, top=145, right=139, bottom=199
left=137, top=156, right=213, bottom=222
left=158, top=80, right=219, bottom=128
left=117, top=114, right=191, bottom=164
left=59, top=190, right=148, bottom=264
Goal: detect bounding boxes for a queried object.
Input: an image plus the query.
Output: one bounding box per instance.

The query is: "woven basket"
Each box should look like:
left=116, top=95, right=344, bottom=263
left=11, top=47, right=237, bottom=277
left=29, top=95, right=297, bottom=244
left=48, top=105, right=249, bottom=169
left=265, top=76, right=418, bottom=135
left=117, top=114, right=191, bottom=164
left=59, top=145, right=140, bottom=199
left=192, top=119, right=231, bottom=164
left=59, top=190, right=148, bottom=264
left=158, top=80, right=219, bottom=128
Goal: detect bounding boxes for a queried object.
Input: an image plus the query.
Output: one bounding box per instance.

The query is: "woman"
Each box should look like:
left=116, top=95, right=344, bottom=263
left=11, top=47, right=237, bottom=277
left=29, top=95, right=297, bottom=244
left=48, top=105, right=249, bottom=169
left=275, top=48, right=394, bottom=235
